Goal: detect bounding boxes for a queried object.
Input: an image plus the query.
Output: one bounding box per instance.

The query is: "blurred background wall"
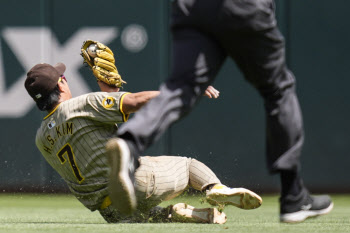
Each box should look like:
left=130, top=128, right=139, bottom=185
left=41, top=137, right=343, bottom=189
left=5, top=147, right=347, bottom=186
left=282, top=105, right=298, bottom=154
left=0, top=0, right=349, bottom=193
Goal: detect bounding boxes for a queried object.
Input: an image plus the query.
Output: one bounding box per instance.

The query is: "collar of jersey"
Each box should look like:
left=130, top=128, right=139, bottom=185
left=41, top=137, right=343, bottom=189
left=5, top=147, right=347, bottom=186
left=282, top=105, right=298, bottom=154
left=43, top=103, right=61, bottom=120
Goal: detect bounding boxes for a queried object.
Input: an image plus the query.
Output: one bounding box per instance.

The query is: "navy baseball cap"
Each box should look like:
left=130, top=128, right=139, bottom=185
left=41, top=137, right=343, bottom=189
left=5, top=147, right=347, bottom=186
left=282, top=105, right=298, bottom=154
left=25, top=63, right=66, bottom=102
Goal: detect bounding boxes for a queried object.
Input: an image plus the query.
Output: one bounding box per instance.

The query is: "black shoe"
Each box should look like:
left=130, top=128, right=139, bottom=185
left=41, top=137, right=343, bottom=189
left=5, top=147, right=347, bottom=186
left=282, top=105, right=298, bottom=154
left=280, top=189, right=333, bottom=223
left=106, top=138, right=138, bottom=215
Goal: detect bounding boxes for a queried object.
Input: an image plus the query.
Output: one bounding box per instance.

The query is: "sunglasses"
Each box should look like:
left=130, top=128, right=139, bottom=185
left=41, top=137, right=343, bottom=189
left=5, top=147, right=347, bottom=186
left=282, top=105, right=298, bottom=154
left=58, top=75, right=67, bottom=83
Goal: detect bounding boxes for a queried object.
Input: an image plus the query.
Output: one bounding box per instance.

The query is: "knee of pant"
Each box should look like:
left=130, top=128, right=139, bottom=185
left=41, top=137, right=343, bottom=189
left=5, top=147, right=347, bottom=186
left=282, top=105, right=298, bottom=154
left=188, top=158, right=200, bottom=166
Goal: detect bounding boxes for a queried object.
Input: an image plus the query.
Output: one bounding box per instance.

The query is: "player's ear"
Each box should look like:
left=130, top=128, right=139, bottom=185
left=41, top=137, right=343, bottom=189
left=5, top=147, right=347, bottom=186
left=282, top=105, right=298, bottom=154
left=57, top=80, right=70, bottom=95
left=57, top=81, right=65, bottom=92
left=57, top=79, right=72, bottom=99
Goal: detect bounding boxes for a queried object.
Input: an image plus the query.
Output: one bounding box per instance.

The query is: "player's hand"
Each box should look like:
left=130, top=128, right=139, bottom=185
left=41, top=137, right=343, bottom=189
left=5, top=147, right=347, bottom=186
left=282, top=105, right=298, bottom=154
left=204, top=86, right=220, bottom=99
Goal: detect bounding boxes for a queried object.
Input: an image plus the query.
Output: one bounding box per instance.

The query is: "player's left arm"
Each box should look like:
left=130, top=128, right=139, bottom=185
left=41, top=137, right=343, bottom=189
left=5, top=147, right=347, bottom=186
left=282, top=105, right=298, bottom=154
left=98, top=81, right=219, bottom=98
left=97, top=81, right=159, bottom=114
left=98, top=80, right=217, bottom=114
left=120, top=85, right=219, bottom=114
left=121, top=85, right=218, bottom=114
left=121, top=91, right=160, bottom=114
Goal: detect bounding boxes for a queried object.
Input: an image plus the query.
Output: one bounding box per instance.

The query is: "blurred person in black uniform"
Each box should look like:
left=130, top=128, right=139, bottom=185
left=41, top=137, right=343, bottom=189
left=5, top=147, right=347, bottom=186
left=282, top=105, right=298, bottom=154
left=109, top=0, right=333, bottom=222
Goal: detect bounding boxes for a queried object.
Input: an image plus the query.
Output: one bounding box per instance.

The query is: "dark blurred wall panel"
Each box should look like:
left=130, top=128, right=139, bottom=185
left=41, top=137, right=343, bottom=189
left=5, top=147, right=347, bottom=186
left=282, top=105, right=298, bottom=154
left=0, top=0, right=349, bottom=193
left=288, top=0, right=350, bottom=191
left=0, top=0, right=169, bottom=192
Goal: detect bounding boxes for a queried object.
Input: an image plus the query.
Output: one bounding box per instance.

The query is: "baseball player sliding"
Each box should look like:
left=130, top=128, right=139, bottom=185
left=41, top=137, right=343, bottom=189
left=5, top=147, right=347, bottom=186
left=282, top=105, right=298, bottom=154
left=24, top=40, right=262, bottom=224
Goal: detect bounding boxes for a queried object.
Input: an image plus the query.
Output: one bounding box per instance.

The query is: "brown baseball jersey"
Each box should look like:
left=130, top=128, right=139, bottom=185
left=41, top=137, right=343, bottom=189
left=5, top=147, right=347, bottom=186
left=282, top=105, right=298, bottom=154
left=35, top=91, right=130, bottom=211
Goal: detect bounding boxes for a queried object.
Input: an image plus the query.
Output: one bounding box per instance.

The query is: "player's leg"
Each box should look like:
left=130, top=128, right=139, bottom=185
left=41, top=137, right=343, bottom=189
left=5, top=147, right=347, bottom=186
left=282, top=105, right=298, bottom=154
left=135, top=155, right=262, bottom=210
left=134, top=156, right=192, bottom=208
left=188, top=158, right=262, bottom=210
left=134, top=156, right=257, bottom=222
left=106, top=138, right=138, bottom=215
left=103, top=156, right=194, bottom=223
left=217, top=1, right=332, bottom=222
left=133, top=156, right=228, bottom=224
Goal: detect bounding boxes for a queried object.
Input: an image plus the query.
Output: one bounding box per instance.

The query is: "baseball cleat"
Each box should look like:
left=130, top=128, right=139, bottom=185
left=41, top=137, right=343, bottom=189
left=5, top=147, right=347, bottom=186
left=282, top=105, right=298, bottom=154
left=280, top=191, right=333, bottom=223
left=106, top=138, right=137, bottom=215
left=206, top=184, right=262, bottom=210
left=170, top=203, right=227, bottom=224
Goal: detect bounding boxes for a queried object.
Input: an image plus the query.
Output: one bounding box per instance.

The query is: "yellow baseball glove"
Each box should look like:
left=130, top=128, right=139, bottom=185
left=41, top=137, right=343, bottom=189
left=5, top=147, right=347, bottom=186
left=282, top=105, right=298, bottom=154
left=81, top=39, right=126, bottom=87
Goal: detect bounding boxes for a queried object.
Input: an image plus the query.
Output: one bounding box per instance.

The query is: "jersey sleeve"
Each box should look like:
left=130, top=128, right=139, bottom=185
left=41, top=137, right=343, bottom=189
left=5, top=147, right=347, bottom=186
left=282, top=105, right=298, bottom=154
left=85, top=91, right=130, bottom=124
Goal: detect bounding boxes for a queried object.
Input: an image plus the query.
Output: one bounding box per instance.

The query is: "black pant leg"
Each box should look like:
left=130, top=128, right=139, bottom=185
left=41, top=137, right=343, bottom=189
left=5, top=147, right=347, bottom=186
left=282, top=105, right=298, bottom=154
left=217, top=7, right=304, bottom=173
left=118, top=28, right=226, bottom=153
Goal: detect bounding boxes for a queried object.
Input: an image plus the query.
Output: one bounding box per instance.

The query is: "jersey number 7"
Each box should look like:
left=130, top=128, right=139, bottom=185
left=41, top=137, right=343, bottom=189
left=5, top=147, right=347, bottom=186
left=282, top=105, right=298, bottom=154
left=57, top=143, right=85, bottom=183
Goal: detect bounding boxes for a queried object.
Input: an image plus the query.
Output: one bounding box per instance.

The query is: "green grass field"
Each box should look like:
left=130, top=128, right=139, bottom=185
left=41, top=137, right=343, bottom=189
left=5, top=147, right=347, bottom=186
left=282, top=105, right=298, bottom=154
left=0, top=193, right=349, bottom=233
